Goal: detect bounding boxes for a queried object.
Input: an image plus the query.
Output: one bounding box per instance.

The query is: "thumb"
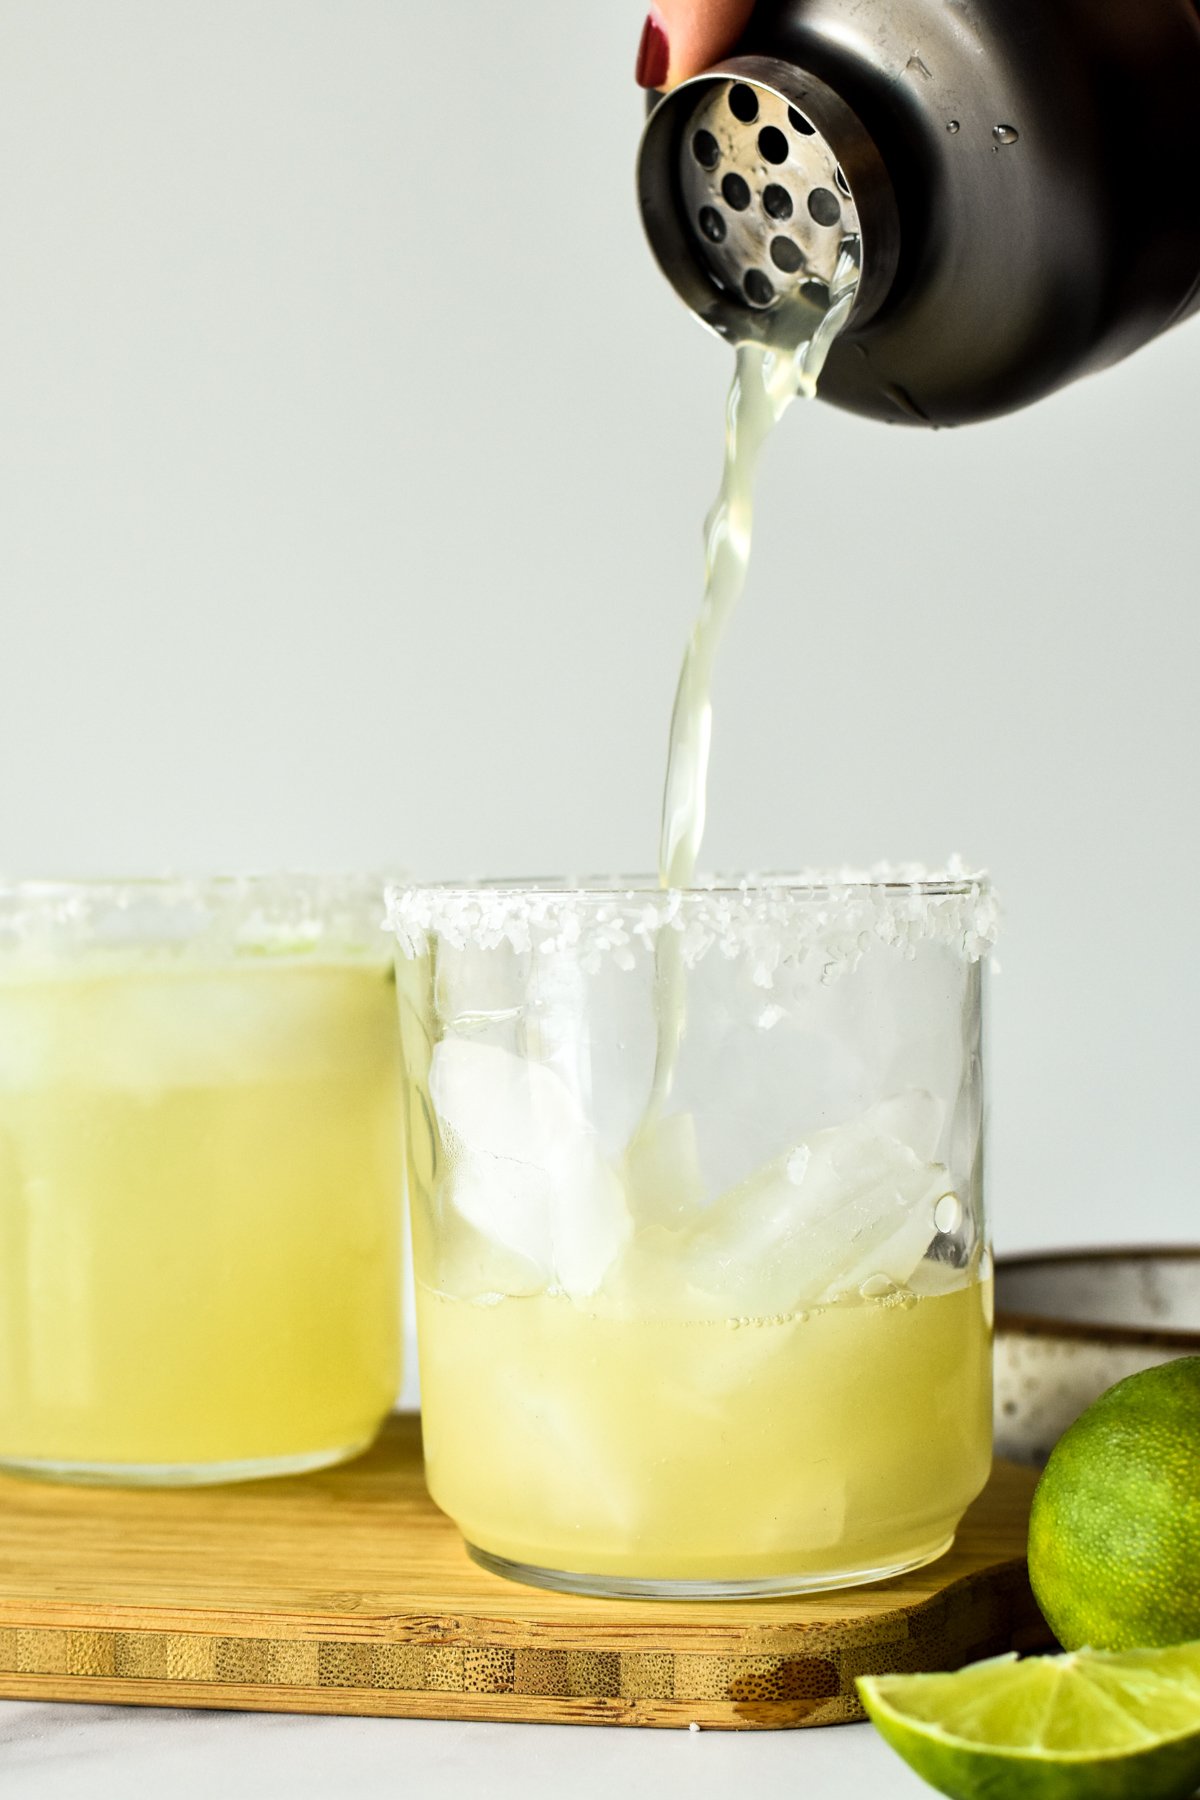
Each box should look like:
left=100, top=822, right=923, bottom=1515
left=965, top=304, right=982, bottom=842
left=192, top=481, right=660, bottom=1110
left=636, top=0, right=758, bottom=89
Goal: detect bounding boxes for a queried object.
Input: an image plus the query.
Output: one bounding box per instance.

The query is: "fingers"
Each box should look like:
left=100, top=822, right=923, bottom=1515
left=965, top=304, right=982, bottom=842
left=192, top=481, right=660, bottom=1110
left=636, top=0, right=758, bottom=89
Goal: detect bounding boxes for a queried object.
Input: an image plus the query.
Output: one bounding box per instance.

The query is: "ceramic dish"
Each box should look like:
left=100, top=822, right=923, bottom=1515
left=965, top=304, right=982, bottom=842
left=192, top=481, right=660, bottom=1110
left=994, top=1246, right=1200, bottom=1465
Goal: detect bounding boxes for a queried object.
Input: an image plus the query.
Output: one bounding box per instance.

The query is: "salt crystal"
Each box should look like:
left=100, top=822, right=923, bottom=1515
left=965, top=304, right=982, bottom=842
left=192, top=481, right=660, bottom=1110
left=786, top=1145, right=811, bottom=1184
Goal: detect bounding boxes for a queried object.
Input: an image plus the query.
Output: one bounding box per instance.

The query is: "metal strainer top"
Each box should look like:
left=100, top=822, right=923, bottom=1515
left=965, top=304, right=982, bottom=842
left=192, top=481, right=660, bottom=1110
left=638, top=57, right=900, bottom=345
left=680, top=79, right=860, bottom=314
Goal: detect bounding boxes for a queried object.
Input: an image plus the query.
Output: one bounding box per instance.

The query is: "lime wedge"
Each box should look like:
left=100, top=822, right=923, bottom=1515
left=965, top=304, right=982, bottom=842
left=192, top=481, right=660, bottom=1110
left=857, top=1643, right=1200, bottom=1800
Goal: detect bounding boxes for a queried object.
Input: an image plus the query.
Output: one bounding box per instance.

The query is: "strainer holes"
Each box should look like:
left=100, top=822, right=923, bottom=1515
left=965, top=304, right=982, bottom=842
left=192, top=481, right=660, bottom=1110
left=698, top=205, right=726, bottom=243
left=744, top=269, right=774, bottom=306
left=692, top=129, right=720, bottom=170
left=788, top=107, right=816, bottom=135
left=763, top=184, right=793, bottom=221
left=758, top=126, right=789, bottom=165
left=769, top=237, right=804, bottom=273
left=721, top=172, right=751, bottom=211
left=728, top=83, right=760, bottom=123
left=807, top=186, right=841, bottom=226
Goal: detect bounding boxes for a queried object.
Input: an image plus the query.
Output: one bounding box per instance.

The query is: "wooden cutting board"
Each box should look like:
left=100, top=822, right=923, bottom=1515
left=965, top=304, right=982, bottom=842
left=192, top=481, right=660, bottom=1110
left=0, top=1415, right=1048, bottom=1730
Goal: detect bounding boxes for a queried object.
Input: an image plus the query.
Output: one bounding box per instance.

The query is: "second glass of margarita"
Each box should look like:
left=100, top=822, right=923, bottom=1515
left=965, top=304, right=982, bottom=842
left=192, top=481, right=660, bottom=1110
left=0, top=875, right=404, bottom=1485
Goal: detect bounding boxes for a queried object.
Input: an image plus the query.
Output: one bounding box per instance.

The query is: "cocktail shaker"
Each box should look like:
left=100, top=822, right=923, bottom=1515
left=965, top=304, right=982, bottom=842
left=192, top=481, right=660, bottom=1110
left=637, top=0, right=1200, bottom=424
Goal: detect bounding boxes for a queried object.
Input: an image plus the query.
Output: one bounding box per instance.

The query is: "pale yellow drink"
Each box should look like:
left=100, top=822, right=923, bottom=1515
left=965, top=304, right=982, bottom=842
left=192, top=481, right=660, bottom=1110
left=0, top=957, right=403, bottom=1480
left=416, top=1274, right=992, bottom=1585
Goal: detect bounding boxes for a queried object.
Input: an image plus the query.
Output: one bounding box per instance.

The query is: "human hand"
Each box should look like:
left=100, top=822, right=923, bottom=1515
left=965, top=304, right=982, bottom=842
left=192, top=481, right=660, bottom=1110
left=635, top=0, right=757, bottom=89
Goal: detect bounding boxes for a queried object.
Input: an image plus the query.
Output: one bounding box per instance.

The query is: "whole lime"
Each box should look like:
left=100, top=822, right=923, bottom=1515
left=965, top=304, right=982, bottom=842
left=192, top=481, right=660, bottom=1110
left=1028, top=1356, right=1200, bottom=1652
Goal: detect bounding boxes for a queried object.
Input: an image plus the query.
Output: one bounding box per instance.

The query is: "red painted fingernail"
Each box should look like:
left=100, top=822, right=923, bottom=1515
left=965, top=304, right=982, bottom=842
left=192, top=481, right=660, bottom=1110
left=635, top=10, right=670, bottom=88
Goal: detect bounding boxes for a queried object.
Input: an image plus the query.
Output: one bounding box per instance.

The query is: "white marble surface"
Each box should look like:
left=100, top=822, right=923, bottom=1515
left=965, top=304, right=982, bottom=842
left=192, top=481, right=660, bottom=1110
left=0, top=1703, right=936, bottom=1798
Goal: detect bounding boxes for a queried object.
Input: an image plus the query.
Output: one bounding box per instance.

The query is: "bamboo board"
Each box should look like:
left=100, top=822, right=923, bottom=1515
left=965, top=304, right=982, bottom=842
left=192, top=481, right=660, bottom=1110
left=0, top=1416, right=1047, bottom=1730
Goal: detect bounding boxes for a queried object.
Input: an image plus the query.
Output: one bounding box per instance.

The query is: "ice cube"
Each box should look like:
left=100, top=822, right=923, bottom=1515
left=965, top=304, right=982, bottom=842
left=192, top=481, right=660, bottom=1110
left=428, top=1038, right=630, bottom=1300
left=622, top=1110, right=706, bottom=1228
left=426, top=1194, right=552, bottom=1303
left=504, top=1378, right=644, bottom=1537
left=680, top=1093, right=949, bottom=1317
left=0, top=983, right=56, bottom=1092
left=868, top=1089, right=944, bottom=1163
left=98, top=967, right=373, bottom=1094
left=758, top=1462, right=847, bottom=1553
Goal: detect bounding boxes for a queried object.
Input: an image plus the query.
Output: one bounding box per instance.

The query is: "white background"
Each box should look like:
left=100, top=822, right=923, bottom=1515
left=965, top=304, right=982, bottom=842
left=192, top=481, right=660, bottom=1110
left=2, top=0, right=1197, bottom=1267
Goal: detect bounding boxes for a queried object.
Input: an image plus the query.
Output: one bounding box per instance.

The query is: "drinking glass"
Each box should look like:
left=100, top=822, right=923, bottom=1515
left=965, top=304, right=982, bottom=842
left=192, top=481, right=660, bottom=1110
left=0, top=875, right=404, bottom=1485
left=390, top=871, right=997, bottom=1599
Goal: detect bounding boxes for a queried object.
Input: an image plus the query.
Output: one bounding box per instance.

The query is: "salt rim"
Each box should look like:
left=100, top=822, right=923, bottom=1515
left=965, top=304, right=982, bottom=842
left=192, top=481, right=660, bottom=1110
left=386, top=859, right=999, bottom=977
left=0, top=873, right=398, bottom=968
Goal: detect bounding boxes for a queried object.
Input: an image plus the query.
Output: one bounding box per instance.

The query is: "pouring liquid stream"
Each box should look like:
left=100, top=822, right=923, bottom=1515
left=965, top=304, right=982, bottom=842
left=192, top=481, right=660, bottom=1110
left=639, top=253, right=860, bottom=1135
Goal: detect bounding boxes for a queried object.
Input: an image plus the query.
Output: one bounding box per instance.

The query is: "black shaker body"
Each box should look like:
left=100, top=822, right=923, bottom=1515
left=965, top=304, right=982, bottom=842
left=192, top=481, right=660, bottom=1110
left=638, top=0, right=1200, bottom=424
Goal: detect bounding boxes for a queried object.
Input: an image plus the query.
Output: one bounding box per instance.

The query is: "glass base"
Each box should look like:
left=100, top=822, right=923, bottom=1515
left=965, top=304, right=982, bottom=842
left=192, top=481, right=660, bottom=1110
left=0, top=1438, right=373, bottom=1489
left=466, top=1532, right=957, bottom=1600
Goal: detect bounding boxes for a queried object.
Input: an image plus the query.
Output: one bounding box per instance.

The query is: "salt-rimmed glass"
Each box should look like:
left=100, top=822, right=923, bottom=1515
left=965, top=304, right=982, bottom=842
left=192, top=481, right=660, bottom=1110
left=0, top=875, right=404, bottom=1485
left=389, top=869, right=997, bottom=1600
